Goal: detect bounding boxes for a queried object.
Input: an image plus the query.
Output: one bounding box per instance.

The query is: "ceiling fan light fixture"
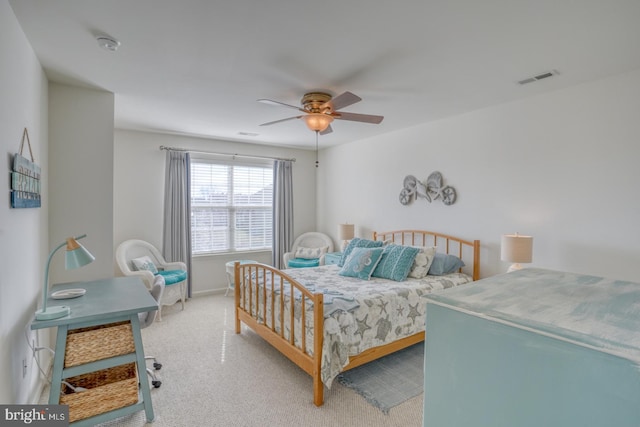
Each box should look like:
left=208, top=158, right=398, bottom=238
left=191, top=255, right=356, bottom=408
left=303, top=113, right=333, bottom=132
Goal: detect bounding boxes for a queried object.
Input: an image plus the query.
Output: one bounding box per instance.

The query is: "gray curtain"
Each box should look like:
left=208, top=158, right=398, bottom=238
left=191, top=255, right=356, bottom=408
left=163, top=150, right=192, bottom=298
left=272, top=160, right=294, bottom=269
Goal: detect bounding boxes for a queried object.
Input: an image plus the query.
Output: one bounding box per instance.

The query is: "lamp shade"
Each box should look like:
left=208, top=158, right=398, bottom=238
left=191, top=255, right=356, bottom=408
left=65, top=237, right=96, bottom=269
left=338, top=223, right=355, bottom=241
left=501, top=234, right=533, bottom=263
left=501, top=233, right=533, bottom=274
left=303, top=113, right=334, bottom=132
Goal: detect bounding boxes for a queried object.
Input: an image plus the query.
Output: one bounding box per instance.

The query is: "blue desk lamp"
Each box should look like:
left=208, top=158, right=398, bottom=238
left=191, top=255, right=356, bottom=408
left=35, top=234, right=95, bottom=320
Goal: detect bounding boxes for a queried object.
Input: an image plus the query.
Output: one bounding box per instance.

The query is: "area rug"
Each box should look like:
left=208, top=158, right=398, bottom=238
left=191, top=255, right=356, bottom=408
left=336, top=342, right=424, bottom=414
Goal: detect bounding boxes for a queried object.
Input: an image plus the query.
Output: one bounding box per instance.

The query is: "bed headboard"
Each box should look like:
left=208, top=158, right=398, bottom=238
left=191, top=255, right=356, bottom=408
left=372, top=229, right=480, bottom=281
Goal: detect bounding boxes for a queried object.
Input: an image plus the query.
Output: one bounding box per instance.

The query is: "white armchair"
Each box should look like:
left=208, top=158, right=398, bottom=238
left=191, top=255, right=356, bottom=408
left=116, top=239, right=186, bottom=320
left=283, top=232, right=334, bottom=268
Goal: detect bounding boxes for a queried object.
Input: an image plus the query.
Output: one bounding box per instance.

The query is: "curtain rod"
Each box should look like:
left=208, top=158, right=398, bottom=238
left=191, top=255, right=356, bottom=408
left=159, top=145, right=296, bottom=162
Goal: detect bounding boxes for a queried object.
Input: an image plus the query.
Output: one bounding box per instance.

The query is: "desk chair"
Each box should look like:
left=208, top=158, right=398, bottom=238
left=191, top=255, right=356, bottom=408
left=140, top=277, right=165, bottom=388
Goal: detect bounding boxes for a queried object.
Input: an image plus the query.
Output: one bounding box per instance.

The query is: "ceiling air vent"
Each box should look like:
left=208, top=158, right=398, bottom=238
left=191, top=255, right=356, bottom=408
left=517, top=70, right=559, bottom=85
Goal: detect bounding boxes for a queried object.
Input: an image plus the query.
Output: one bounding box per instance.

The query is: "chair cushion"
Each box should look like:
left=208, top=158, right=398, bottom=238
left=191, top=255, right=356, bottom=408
left=156, top=269, right=187, bottom=285
left=287, top=258, right=320, bottom=268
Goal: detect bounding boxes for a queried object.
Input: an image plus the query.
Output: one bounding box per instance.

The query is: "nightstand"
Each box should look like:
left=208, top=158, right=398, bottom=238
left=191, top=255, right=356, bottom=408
left=324, top=252, right=342, bottom=265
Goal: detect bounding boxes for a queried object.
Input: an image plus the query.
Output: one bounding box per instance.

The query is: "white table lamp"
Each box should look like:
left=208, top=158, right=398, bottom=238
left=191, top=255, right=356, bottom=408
left=501, top=233, right=533, bottom=272
left=338, top=223, right=355, bottom=252
left=35, top=234, right=95, bottom=320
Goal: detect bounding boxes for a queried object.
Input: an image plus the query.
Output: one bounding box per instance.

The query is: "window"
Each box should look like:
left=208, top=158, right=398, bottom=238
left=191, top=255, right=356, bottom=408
left=190, top=158, right=273, bottom=254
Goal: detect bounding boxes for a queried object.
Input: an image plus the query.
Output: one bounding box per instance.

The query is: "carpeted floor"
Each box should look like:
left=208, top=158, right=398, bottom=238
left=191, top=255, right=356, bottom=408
left=40, top=294, right=424, bottom=426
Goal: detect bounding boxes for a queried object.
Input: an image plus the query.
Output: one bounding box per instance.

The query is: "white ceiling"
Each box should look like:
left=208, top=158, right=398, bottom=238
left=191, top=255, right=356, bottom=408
left=9, top=0, right=640, bottom=149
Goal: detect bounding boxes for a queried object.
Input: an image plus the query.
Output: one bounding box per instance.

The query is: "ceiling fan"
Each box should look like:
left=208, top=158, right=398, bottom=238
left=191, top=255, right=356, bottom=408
left=258, top=91, right=384, bottom=134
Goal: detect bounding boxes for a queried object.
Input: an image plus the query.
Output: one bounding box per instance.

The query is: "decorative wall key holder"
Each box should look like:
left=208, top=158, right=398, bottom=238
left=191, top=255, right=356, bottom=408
left=399, top=171, right=457, bottom=206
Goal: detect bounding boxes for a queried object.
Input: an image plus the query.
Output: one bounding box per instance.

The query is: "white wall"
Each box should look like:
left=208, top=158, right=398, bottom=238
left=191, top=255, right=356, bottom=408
left=48, top=83, right=115, bottom=283
left=318, top=68, right=640, bottom=282
left=0, top=1, right=48, bottom=404
left=113, top=130, right=318, bottom=295
left=1, top=3, right=117, bottom=404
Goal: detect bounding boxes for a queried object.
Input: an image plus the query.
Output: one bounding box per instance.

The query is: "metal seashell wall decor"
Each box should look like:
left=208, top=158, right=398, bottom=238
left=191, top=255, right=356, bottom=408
left=399, top=171, right=457, bottom=206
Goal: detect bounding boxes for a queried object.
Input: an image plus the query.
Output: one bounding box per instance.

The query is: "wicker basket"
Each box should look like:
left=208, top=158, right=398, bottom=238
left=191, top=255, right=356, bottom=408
left=64, top=321, right=135, bottom=367
left=60, top=362, right=139, bottom=422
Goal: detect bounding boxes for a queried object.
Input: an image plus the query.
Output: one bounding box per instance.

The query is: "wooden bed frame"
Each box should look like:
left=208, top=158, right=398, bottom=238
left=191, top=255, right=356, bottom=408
left=234, top=229, right=480, bottom=406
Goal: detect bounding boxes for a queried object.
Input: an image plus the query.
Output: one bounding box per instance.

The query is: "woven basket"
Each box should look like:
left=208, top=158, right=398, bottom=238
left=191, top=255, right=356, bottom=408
left=64, top=321, right=135, bottom=367
left=60, top=362, right=138, bottom=422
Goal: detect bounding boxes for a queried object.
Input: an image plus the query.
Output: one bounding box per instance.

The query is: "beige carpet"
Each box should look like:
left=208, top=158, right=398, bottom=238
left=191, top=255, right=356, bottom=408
left=42, top=294, right=424, bottom=426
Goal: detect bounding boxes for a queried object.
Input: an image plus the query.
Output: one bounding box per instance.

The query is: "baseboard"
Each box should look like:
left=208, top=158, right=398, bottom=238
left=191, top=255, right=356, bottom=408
left=191, top=288, right=228, bottom=297
left=28, top=360, right=52, bottom=404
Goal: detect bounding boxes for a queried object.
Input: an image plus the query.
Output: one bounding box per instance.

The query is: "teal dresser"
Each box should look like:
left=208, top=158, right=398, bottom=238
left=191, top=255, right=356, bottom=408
left=423, top=268, right=640, bottom=427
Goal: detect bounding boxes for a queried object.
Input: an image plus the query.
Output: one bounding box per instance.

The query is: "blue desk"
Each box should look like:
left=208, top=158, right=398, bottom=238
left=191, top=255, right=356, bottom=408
left=31, top=277, right=157, bottom=426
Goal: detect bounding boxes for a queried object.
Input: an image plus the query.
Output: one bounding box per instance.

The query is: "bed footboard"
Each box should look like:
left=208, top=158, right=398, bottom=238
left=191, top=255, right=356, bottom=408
left=234, top=262, right=326, bottom=406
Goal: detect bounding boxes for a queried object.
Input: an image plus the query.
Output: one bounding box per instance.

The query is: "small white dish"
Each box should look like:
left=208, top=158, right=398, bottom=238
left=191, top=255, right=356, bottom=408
left=51, top=288, right=86, bottom=300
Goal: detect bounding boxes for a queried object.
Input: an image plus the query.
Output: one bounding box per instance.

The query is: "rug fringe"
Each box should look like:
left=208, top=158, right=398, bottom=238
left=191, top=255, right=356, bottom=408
left=337, top=375, right=391, bottom=414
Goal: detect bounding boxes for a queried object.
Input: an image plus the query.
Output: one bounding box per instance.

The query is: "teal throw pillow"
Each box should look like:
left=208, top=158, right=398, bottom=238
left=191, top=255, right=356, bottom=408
left=372, top=244, right=420, bottom=282
left=339, top=247, right=385, bottom=280
left=428, top=252, right=465, bottom=275
left=338, top=238, right=384, bottom=267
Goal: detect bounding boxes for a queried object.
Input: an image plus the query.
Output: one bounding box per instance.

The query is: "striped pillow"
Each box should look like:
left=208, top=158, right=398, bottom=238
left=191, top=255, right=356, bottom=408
left=372, top=244, right=420, bottom=281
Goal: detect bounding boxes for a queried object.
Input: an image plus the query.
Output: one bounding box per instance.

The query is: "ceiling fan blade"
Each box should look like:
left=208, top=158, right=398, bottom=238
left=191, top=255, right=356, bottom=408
left=258, top=98, right=305, bottom=112
left=333, top=111, right=384, bottom=124
left=259, top=116, right=303, bottom=126
left=319, top=124, right=333, bottom=135
left=323, top=91, right=361, bottom=111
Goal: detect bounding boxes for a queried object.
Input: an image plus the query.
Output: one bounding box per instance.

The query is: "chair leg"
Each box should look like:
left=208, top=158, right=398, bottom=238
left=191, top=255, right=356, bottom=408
left=180, top=282, right=186, bottom=311
left=156, top=304, right=163, bottom=321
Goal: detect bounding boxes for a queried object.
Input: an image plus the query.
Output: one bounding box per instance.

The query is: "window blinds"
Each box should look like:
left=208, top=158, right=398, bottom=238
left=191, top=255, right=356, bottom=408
left=191, top=160, right=273, bottom=254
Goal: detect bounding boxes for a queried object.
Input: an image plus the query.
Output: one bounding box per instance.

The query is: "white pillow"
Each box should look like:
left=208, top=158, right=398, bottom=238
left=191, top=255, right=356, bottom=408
left=132, top=256, right=158, bottom=274
left=294, top=246, right=329, bottom=259
left=408, top=246, right=437, bottom=279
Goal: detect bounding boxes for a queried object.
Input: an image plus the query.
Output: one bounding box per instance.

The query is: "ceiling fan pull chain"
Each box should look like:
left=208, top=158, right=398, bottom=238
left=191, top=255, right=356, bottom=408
left=315, top=131, right=319, bottom=168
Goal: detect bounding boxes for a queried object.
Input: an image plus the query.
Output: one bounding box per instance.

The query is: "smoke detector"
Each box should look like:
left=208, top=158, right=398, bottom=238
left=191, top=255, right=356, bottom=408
left=96, top=36, right=121, bottom=52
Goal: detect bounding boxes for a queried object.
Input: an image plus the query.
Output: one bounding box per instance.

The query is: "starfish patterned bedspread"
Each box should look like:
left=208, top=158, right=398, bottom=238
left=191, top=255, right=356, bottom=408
left=250, top=264, right=474, bottom=388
